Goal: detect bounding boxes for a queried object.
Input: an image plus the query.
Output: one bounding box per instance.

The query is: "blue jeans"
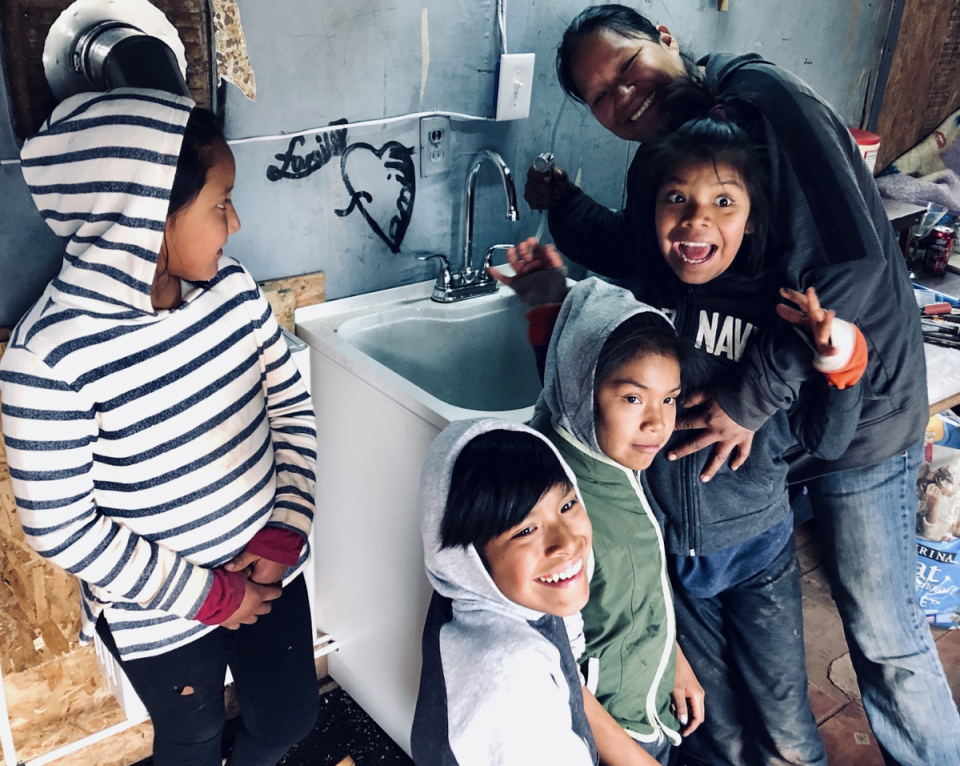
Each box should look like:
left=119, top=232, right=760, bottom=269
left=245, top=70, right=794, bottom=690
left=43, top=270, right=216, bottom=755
left=806, top=444, right=960, bottom=766
left=96, top=575, right=319, bottom=766
left=673, top=535, right=827, bottom=766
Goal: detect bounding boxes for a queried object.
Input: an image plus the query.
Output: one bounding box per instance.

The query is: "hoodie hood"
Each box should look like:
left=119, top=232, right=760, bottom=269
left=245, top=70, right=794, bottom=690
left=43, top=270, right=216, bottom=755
left=20, top=89, right=195, bottom=316
left=421, top=418, right=583, bottom=623
left=539, top=278, right=674, bottom=454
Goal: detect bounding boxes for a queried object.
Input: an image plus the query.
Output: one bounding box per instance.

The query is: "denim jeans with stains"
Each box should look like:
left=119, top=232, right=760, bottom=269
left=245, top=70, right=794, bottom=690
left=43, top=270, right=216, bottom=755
left=672, top=534, right=827, bottom=766
left=96, top=575, right=319, bottom=766
left=805, top=443, right=960, bottom=766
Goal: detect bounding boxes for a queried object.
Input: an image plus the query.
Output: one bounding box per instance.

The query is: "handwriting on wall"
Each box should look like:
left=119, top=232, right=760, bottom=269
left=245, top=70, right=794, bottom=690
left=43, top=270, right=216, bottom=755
left=266, top=120, right=348, bottom=181
left=266, top=121, right=416, bottom=253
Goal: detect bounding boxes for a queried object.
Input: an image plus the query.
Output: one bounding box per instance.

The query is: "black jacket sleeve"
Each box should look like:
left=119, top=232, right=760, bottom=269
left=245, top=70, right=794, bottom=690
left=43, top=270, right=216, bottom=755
left=547, top=168, right=643, bottom=280
left=789, top=381, right=864, bottom=460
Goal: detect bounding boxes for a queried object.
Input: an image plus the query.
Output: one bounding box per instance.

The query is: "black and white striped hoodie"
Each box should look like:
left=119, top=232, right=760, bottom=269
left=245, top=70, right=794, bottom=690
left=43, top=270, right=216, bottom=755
left=0, top=89, right=317, bottom=659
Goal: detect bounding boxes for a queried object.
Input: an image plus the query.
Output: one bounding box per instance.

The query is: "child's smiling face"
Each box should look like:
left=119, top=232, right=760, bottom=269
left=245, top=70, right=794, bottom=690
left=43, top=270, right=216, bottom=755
left=655, top=158, right=753, bottom=285
left=482, top=483, right=591, bottom=617
left=161, top=138, right=241, bottom=283
left=595, top=352, right=681, bottom=471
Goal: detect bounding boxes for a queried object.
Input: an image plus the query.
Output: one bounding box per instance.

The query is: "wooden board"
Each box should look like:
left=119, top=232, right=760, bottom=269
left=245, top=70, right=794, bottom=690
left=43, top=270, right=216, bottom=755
left=262, top=287, right=296, bottom=333
left=259, top=271, right=326, bottom=310
left=0, top=648, right=127, bottom=766
left=874, top=0, right=960, bottom=171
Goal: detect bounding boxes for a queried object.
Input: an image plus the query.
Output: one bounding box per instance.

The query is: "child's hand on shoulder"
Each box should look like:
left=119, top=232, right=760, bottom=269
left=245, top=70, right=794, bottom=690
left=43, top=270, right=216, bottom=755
left=776, top=287, right=837, bottom=359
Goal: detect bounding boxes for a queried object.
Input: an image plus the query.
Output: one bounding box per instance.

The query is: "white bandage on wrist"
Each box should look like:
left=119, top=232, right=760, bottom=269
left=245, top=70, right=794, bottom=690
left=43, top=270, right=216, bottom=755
left=813, top=317, right=856, bottom=372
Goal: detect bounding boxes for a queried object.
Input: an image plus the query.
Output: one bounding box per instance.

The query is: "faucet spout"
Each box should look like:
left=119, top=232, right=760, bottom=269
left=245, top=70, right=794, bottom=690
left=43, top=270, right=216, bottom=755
left=462, top=150, right=519, bottom=276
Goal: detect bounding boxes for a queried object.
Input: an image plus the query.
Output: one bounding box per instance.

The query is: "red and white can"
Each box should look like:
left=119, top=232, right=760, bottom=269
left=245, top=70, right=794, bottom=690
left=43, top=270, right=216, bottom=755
left=923, top=226, right=956, bottom=276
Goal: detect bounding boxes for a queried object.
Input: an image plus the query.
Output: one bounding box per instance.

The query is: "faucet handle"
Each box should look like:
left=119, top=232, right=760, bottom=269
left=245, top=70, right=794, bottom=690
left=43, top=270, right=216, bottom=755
left=418, top=254, right=452, bottom=286
left=483, top=244, right=515, bottom=274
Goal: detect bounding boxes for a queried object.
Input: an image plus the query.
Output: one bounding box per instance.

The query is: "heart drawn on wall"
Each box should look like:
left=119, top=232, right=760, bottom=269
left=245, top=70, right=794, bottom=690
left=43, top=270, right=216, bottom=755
left=335, top=141, right=416, bottom=253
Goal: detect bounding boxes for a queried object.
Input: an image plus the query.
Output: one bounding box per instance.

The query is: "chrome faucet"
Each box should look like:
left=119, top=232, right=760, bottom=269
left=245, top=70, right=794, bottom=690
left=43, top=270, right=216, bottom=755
left=420, top=150, right=519, bottom=303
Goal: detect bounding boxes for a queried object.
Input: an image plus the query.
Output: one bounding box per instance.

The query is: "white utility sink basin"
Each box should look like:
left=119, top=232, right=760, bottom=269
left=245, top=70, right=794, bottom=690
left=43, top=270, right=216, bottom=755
left=295, top=279, right=542, bottom=755
left=340, top=299, right=541, bottom=414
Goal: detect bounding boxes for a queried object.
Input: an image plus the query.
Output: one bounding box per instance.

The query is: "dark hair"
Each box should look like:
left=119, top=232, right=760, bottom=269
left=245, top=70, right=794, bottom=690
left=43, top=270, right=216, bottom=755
left=167, top=107, right=223, bottom=219
left=643, top=80, right=772, bottom=276
left=441, top=430, right=572, bottom=552
left=556, top=4, right=698, bottom=104
left=594, top=312, right=685, bottom=397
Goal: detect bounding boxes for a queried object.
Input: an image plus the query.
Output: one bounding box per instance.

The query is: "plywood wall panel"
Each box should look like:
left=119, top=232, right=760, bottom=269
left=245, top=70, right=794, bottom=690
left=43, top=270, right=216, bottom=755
left=875, top=0, right=960, bottom=170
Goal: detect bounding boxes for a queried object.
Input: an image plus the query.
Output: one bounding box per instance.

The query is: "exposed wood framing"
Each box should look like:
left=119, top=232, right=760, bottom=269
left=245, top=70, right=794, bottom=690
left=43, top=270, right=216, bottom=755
left=874, top=0, right=960, bottom=171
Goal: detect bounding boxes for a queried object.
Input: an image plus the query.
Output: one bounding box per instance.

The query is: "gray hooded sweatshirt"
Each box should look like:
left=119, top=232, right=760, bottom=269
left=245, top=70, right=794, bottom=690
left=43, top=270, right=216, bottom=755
left=411, top=418, right=597, bottom=766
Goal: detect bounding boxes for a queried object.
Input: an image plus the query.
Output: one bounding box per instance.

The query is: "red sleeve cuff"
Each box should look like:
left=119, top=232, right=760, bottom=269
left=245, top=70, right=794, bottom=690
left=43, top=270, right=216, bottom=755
left=526, top=304, right=563, bottom=347
left=823, top=325, right=868, bottom=390
left=194, top=569, right=246, bottom=625
left=244, top=527, right=305, bottom=567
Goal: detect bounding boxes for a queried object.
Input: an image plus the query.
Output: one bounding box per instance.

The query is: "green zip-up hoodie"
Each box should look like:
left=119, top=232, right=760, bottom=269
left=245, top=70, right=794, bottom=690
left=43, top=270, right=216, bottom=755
left=531, top=278, right=680, bottom=745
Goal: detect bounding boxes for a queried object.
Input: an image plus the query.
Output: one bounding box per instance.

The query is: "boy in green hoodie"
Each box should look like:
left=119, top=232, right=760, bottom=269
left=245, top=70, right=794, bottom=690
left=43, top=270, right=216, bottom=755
left=530, top=277, right=698, bottom=765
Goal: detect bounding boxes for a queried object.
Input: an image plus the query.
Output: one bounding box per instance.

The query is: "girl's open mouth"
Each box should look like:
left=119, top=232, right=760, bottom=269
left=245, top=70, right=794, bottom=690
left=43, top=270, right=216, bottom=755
left=536, top=557, right=583, bottom=586
left=674, top=241, right=717, bottom=265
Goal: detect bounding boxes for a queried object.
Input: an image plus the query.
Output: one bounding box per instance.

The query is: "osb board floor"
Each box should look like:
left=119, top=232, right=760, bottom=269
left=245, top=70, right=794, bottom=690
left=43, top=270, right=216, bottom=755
left=0, top=653, right=328, bottom=766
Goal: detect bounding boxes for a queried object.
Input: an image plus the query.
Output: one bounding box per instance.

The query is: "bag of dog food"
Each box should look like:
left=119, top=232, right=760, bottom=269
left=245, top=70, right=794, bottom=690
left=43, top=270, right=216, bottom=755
left=916, top=423, right=960, bottom=629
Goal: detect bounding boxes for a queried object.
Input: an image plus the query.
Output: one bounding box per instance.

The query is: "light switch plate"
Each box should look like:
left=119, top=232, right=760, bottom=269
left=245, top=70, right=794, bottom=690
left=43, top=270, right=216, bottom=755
left=495, top=53, right=535, bottom=121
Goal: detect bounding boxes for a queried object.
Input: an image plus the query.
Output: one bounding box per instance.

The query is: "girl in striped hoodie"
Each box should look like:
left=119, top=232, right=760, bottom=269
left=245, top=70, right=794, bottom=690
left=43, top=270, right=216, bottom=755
left=0, top=90, right=318, bottom=766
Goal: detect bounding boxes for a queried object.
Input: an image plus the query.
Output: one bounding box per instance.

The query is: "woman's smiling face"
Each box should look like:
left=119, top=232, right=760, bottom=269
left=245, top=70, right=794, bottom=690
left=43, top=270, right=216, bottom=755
left=571, top=26, right=688, bottom=142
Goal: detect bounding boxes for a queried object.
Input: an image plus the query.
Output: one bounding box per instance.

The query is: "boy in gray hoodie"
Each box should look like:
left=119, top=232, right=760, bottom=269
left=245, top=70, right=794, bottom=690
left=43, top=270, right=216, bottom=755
left=411, top=418, right=598, bottom=766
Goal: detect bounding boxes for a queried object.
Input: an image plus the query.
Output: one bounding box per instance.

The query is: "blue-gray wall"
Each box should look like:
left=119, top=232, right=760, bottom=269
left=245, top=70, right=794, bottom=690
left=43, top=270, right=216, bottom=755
left=0, top=0, right=895, bottom=327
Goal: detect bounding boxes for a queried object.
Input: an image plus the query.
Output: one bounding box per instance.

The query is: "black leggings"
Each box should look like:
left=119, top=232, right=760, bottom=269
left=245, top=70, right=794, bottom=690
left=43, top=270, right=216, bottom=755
left=96, top=575, right=319, bottom=766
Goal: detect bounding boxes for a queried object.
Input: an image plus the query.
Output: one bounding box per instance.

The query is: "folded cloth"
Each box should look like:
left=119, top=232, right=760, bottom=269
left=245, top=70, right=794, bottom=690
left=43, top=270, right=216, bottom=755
left=876, top=169, right=960, bottom=217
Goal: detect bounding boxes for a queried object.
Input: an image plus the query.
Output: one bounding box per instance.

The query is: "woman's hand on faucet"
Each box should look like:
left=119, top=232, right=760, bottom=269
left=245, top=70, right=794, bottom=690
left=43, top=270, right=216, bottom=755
left=524, top=163, right=571, bottom=211
left=488, top=237, right=568, bottom=309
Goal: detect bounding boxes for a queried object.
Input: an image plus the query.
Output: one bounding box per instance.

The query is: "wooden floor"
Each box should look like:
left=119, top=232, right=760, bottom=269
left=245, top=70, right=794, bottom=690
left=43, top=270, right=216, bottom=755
left=796, top=520, right=960, bottom=765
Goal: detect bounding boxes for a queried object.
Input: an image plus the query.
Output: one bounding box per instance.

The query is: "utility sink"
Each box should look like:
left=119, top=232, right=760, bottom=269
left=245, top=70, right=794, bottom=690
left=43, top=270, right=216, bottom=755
left=297, top=279, right=541, bottom=427
left=295, top=278, right=542, bottom=755
left=338, top=297, right=541, bottom=414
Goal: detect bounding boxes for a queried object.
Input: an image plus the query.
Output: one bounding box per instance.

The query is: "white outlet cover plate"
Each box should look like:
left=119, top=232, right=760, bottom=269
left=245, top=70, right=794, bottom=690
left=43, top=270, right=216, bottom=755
left=495, top=53, right=535, bottom=122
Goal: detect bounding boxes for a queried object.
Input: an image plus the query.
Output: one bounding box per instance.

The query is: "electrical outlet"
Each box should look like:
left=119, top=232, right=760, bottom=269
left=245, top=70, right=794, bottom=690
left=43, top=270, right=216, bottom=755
left=419, top=115, right=451, bottom=177
left=495, top=53, right=535, bottom=121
